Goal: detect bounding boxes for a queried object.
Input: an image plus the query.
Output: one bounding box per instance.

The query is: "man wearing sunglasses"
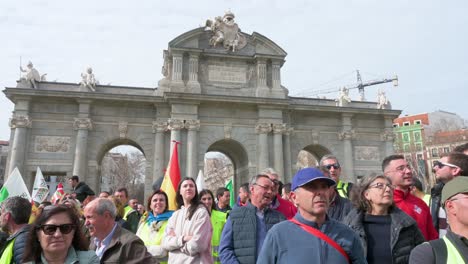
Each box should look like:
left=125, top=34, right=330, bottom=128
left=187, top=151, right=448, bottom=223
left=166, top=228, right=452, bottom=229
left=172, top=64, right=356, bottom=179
left=0, top=196, right=32, bottom=264
left=430, top=152, right=468, bottom=238
left=319, top=155, right=353, bottom=199
left=410, top=176, right=468, bottom=264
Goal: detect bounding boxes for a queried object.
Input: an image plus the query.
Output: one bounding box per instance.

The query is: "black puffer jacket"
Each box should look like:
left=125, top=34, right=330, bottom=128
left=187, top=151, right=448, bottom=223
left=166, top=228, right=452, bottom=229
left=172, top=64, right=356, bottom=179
left=430, top=182, right=444, bottom=229
left=343, top=207, right=425, bottom=264
left=73, top=181, right=95, bottom=202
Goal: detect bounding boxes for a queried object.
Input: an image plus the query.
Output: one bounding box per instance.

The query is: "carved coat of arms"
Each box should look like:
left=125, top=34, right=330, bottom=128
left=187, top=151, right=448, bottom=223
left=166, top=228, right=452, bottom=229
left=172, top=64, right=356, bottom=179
left=206, top=11, right=247, bottom=52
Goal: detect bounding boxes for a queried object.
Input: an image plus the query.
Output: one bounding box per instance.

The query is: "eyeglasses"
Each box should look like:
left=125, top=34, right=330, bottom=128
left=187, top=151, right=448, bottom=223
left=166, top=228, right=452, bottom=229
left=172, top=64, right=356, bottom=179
left=433, top=160, right=459, bottom=169
left=253, top=183, right=275, bottom=192
left=322, top=163, right=340, bottom=170
left=270, top=179, right=280, bottom=186
left=38, top=224, right=76, bottom=235
left=368, top=182, right=394, bottom=191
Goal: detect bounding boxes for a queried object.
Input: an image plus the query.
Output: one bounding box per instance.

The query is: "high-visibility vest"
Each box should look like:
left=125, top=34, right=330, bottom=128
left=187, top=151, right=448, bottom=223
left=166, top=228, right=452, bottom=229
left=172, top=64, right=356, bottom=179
left=136, top=220, right=168, bottom=264
left=336, top=181, right=350, bottom=198
left=0, top=238, right=16, bottom=264
left=123, top=205, right=133, bottom=220
left=211, top=210, right=227, bottom=264
left=443, top=236, right=466, bottom=264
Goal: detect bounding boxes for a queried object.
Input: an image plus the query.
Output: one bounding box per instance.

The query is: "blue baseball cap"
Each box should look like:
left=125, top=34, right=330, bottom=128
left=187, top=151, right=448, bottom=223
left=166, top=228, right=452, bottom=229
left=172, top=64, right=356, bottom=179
left=292, top=167, right=336, bottom=191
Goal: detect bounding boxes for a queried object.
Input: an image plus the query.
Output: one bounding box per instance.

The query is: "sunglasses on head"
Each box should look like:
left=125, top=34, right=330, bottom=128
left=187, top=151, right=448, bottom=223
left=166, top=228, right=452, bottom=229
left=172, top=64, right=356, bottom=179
left=324, top=164, right=340, bottom=170
left=433, top=160, right=459, bottom=169
left=38, top=224, right=76, bottom=235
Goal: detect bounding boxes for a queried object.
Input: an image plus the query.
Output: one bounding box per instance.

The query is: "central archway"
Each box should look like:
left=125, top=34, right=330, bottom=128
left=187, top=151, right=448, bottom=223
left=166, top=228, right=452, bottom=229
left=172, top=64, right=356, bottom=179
left=205, top=139, right=250, bottom=190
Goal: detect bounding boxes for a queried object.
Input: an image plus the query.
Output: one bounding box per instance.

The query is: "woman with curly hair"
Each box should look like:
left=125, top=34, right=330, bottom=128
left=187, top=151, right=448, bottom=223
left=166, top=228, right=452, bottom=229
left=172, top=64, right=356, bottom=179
left=343, top=175, right=425, bottom=264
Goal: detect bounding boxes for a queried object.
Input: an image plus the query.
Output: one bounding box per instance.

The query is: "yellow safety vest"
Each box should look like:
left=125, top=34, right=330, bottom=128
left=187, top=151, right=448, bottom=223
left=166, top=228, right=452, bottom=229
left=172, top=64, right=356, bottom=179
left=211, top=210, right=227, bottom=264
left=123, top=205, right=133, bottom=220
left=336, top=180, right=349, bottom=198
left=136, top=220, right=168, bottom=264
left=0, top=238, right=16, bottom=264
left=443, top=236, right=466, bottom=264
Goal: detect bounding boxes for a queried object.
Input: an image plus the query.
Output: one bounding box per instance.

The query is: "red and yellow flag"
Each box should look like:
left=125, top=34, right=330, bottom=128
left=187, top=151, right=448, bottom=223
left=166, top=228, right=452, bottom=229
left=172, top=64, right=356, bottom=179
left=160, top=141, right=181, bottom=210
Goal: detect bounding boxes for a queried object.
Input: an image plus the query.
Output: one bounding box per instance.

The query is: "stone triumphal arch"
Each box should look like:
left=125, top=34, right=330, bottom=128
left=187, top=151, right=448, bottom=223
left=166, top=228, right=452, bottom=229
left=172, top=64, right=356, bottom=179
left=3, top=11, right=399, bottom=199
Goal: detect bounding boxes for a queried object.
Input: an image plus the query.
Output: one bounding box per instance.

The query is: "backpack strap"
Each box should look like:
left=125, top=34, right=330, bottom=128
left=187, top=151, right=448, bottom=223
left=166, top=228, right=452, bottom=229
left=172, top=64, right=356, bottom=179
left=428, top=239, right=447, bottom=264
left=289, top=218, right=350, bottom=263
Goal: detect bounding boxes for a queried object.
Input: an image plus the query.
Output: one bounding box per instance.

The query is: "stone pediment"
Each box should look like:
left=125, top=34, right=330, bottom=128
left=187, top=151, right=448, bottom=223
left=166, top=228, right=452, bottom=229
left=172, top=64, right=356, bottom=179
left=168, top=27, right=287, bottom=58
left=157, top=12, right=288, bottom=99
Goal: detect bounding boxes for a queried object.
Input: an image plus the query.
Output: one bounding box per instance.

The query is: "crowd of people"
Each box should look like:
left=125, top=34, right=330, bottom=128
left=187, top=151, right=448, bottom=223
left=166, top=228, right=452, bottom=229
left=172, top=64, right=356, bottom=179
left=0, top=143, right=467, bottom=263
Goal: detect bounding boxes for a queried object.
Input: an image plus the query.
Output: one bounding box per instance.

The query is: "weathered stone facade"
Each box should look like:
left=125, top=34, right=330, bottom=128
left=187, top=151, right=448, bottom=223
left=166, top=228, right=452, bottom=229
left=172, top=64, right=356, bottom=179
left=2, top=22, right=400, bottom=199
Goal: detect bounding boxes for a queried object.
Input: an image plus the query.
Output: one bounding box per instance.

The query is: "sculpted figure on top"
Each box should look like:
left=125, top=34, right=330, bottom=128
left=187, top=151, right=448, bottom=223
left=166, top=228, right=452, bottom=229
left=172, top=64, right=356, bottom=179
left=80, top=67, right=97, bottom=92
left=20, top=61, right=46, bottom=89
left=205, top=10, right=247, bottom=52
left=377, top=89, right=392, bottom=109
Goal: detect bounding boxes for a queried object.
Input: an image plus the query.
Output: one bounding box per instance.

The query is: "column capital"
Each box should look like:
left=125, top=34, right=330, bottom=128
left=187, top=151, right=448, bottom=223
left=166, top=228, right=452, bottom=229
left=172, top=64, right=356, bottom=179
left=255, top=123, right=272, bottom=134
left=73, top=118, right=93, bottom=130
left=284, top=127, right=294, bottom=136
left=152, top=121, right=168, bottom=133
left=9, top=115, right=32, bottom=128
left=338, top=129, right=356, bottom=141
left=185, top=119, right=200, bottom=131
left=168, top=118, right=184, bottom=131
left=380, top=130, right=396, bottom=142
left=272, top=123, right=287, bottom=134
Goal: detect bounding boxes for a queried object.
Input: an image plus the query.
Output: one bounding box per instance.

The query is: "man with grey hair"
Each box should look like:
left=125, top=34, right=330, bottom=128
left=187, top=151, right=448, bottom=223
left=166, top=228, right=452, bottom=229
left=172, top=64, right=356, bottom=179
left=319, top=155, right=353, bottom=198
left=84, top=198, right=152, bottom=263
left=261, top=168, right=297, bottom=219
left=219, top=174, right=286, bottom=264
left=0, top=196, right=31, bottom=263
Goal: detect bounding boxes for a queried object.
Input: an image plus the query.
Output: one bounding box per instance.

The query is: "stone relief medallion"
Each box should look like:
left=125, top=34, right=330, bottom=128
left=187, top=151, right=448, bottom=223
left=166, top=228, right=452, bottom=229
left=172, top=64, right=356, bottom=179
left=35, top=136, right=70, bottom=153
left=355, top=146, right=380, bottom=161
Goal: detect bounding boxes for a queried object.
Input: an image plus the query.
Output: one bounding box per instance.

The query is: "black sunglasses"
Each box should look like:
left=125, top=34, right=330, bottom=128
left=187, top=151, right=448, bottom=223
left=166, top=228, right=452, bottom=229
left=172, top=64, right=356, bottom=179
left=38, top=224, right=76, bottom=235
left=324, top=164, right=340, bottom=170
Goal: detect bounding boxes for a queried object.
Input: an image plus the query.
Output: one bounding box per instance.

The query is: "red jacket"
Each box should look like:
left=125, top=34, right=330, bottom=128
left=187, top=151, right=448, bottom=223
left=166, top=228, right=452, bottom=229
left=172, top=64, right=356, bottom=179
left=393, top=189, right=438, bottom=241
left=271, top=194, right=297, bottom=219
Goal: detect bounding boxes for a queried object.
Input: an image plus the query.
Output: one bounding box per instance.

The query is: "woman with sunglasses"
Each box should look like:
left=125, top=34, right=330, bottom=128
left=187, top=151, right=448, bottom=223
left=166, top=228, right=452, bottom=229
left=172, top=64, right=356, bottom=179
left=343, top=175, right=425, bottom=264
left=136, top=189, right=173, bottom=263
left=22, top=205, right=99, bottom=263
left=162, top=177, right=213, bottom=263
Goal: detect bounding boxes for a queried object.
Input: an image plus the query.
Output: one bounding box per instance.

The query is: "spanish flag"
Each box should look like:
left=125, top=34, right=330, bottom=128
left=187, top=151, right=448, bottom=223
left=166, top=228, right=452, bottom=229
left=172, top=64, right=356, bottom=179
left=160, top=141, right=181, bottom=210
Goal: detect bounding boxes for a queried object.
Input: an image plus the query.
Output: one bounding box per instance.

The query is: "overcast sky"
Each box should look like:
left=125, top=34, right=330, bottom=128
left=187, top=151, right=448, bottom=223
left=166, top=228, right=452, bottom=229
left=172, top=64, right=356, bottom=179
left=1, top=0, right=467, bottom=141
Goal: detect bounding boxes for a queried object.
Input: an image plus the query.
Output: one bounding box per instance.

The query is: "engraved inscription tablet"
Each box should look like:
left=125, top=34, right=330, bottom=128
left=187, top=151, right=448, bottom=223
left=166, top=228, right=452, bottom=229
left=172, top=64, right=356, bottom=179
left=35, top=136, right=70, bottom=153
left=208, top=65, right=246, bottom=84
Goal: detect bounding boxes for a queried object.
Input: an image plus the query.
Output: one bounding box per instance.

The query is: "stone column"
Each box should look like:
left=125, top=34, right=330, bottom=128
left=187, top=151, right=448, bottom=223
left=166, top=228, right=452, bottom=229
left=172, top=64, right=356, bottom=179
left=339, top=113, right=355, bottom=183
left=8, top=115, right=32, bottom=176
left=72, top=118, right=93, bottom=177
left=185, top=120, right=200, bottom=179
left=256, top=123, right=272, bottom=171
left=273, top=124, right=286, bottom=181
left=283, top=127, right=293, bottom=182
left=382, top=116, right=396, bottom=157
left=257, top=60, right=267, bottom=87
left=171, top=53, right=183, bottom=83
left=152, top=121, right=167, bottom=182
left=272, top=61, right=281, bottom=90
left=168, top=119, right=184, bottom=157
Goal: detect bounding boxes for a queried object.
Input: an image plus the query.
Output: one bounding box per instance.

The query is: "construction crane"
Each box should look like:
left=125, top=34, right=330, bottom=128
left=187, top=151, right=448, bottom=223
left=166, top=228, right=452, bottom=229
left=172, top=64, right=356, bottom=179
left=310, top=70, right=398, bottom=101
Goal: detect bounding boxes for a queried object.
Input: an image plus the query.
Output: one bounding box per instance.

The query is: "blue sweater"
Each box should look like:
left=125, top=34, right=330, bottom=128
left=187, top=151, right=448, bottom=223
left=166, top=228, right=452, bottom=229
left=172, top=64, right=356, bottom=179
left=257, top=213, right=368, bottom=264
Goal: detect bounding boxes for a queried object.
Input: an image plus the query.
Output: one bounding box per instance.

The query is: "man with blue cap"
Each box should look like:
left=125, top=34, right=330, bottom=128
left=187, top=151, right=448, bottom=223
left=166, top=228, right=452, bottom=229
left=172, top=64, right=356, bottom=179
left=257, top=167, right=367, bottom=264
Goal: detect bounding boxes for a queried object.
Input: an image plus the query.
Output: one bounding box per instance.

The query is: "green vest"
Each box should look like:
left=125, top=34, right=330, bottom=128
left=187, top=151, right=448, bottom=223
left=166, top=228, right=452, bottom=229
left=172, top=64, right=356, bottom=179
left=136, top=220, right=168, bottom=264
left=443, top=236, right=466, bottom=264
left=0, top=238, right=16, bottom=264
left=336, top=180, right=349, bottom=198
left=211, top=210, right=227, bottom=264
